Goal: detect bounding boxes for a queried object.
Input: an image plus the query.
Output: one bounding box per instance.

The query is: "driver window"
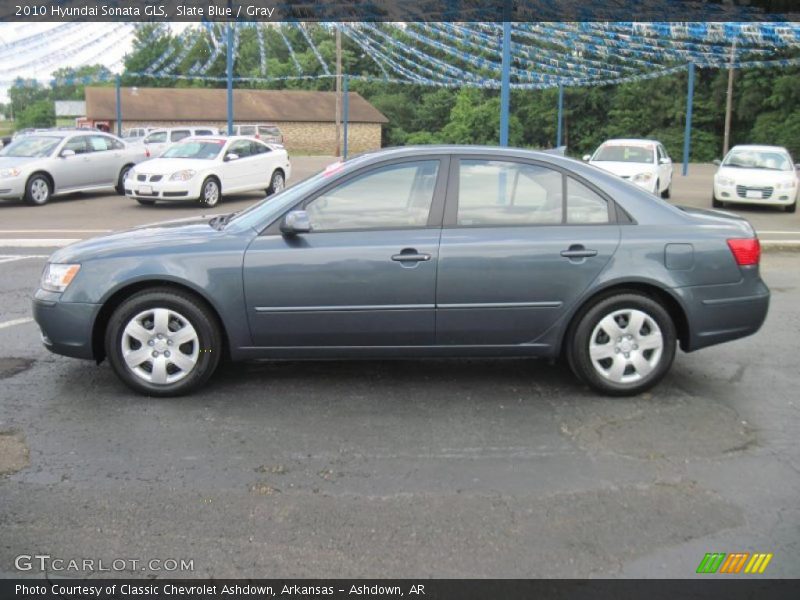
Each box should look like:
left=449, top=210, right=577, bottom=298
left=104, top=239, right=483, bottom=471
left=457, top=160, right=563, bottom=226
left=305, top=161, right=439, bottom=231
left=64, top=136, right=89, bottom=155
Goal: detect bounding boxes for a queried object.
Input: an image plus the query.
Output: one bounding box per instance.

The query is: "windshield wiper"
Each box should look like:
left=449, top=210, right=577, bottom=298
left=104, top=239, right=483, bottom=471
left=209, top=212, right=238, bottom=230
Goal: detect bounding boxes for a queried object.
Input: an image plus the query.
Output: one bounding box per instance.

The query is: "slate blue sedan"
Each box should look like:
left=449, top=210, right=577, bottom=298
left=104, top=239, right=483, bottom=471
left=33, top=146, right=770, bottom=397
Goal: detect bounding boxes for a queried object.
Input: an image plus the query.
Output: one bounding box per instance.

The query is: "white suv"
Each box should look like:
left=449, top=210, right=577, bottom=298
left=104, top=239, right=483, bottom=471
left=139, top=127, right=220, bottom=157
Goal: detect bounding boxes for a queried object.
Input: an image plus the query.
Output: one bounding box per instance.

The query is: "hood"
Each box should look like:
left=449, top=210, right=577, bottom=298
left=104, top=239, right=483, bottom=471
left=0, top=156, right=43, bottom=169
left=715, top=166, right=797, bottom=187
left=49, top=215, right=229, bottom=263
left=589, top=161, right=656, bottom=178
left=133, top=157, right=213, bottom=176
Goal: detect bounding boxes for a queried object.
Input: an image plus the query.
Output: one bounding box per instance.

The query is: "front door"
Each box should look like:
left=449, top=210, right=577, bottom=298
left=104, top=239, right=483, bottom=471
left=243, top=158, right=447, bottom=348
left=436, top=157, right=620, bottom=348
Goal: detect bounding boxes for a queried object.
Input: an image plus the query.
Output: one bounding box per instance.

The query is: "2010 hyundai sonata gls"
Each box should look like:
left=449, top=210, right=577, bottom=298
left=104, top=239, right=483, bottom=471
left=33, top=146, right=770, bottom=397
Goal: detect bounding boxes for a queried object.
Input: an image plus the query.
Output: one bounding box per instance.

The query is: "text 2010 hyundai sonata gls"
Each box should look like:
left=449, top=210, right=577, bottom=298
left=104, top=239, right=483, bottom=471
left=33, top=146, right=770, bottom=397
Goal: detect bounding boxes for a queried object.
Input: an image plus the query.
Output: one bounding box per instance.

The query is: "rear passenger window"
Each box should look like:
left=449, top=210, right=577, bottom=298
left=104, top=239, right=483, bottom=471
left=567, top=178, right=610, bottom=224
left=171, top=130, right=191, bottom=142
left=457, top=160, right=563, bottom=226
left=88, top=136, right=111, bottom=151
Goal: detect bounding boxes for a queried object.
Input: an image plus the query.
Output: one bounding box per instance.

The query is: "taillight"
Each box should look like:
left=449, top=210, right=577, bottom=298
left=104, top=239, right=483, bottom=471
left=727, top=238, right=761, bottom=266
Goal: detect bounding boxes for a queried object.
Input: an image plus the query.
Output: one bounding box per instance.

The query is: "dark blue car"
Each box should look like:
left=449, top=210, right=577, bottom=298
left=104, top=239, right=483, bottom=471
left=33, top=146, right=769, bottom=397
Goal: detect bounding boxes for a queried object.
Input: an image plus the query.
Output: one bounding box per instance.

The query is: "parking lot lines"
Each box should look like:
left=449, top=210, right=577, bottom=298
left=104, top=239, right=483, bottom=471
left=0, top=317, right=33, bottom=330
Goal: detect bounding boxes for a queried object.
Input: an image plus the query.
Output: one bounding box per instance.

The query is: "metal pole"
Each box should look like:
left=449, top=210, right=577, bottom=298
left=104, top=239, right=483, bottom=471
left=343, top=74, right=349, bottom=160
left=226, top=22, right=234, bottom=135
left=722, top=39, right=737, bottom=157
left=115, top=75, right=122, bottom=137
left=682, top=62, right=695, bottom=177
left=335, top=26, right=342, bottom=156
left=556, top=83, right=564, bottom=148
left=499, top=21, right=511, bottom=147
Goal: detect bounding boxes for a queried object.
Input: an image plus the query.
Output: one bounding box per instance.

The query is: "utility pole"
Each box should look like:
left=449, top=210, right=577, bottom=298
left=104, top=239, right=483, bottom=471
left=335, top=25, right=342, bottom=157
left=723, top=39, right=737, bottom=157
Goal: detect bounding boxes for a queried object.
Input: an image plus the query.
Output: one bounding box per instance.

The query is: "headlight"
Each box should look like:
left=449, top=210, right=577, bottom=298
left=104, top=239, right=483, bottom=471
left=170, top=170, right=196, bottom=181
left=41, top=263, right=81, bottom=293
left=776, top=180, right=797, bottom=190
left=716, top=175, right=735, bottom=186
left=0, top=167, right=21, bottom=178
left=632, top=172, right=653, bottom=183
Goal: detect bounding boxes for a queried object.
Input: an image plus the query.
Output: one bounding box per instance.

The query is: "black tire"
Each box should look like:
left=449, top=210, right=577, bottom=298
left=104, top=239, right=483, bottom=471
left=104, top=287, right=222, bottom=397
left=566, top=293, right=677, bottom=396
left=661, top=182, right=671, bottom=199
left=116, top=164, right=134, bottom=195
left=786, top=201, right=797, bottom=214
left=198, top=177, right=220, bottom=207
left=266, top=169, right=285, bottom=195
left=712, top=194, right=724, bottom=208
left=136, top=198, right=156, bottom=206
left=23, top=173, right=52, bottom=206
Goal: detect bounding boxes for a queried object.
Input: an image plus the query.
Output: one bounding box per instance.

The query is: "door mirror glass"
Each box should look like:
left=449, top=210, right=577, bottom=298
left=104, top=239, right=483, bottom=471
left=60, top=149, right=75, bottom=158
left=225, top=153, right=239, bottom=162
left=582, top=154, right=591, bottom=162
left=280, top=210, right=312, bottom=235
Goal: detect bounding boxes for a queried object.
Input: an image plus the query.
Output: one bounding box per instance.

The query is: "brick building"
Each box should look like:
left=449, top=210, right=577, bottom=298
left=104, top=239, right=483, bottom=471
left=84, top=87, right=388, bottom=154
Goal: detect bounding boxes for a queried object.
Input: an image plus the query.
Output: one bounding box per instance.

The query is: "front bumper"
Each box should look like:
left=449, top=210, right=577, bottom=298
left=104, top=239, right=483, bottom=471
left=125, top=177, right=199, bottom=202
left=676, top=267, right=770, bottom=352
left=714, top=183, right=796, bottom=206
left=32, top=289, right=101, bottom=360
left=0, top=176, right=26, bottom=199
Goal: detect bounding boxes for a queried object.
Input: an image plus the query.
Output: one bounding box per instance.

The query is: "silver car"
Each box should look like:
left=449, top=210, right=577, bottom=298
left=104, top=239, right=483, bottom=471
left=0, top=131, right=147, bottom=206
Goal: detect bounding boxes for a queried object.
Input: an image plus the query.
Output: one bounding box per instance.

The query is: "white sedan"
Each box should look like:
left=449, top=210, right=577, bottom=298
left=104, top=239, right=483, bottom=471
left=125, top=136, right=291, bottom=207
left=584, top=138, right=673, bottom=198
left=713, top=145, right=798, bottom=213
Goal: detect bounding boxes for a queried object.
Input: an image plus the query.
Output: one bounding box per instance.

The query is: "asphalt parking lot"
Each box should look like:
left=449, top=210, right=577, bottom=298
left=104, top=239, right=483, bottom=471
left=0, top=157, right=799, bottom=578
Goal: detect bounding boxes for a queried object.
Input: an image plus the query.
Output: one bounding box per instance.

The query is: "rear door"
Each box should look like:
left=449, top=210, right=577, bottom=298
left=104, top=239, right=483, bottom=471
left=242, top=157, right=448, bottom=348
left=436, top=156, right=621, bottom=347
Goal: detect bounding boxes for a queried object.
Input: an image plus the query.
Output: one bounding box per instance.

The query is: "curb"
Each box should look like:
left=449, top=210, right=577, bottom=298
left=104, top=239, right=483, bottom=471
left=761, top=241, right=800, bottom=252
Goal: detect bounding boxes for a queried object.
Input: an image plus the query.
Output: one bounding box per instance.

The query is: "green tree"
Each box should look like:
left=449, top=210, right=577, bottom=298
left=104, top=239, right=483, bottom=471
left=16, top=100, right=55, bottom=129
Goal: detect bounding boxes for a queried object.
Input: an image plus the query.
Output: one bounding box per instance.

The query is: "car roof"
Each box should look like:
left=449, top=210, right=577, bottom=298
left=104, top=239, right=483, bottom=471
left=729, top=144, right=789, bottom=153
left=599, top=138, right=660, bottom=145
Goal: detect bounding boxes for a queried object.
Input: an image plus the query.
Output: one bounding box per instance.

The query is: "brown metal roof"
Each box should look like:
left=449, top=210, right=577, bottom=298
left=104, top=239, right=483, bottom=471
left=85, top=87, right=388, bottom=124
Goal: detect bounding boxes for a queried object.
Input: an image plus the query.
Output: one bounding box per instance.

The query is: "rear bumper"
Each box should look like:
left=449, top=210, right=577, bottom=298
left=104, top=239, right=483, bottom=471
left=32, top=290, right=101, bottom=360
left=676, top=267, right=770, bottom=351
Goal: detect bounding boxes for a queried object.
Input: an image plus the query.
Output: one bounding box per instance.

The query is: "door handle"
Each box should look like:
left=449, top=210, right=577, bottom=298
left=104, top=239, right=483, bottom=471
left=391, top=249, right=431, bottom=262
left=560, top=245, right=598, bottom=259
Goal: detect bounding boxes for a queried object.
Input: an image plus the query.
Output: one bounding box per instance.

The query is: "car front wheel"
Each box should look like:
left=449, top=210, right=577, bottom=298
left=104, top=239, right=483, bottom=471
left=567, top=293, right=677, bottom=396
left=198, top=177, right=220, bottom=207
left=267, top=170, right=285, bottom=195
left=24, top=174, right=52, bottom=206
left=105, top=288, right=222, bottom=397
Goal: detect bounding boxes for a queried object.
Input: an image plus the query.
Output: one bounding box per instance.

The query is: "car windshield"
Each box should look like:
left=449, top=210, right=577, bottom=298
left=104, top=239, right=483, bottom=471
left=0, top=136, right=61, bottom=158
left=593, top=144, right=655, bottom=163
left=161, top=141, right=225, bottom=160
left=723, top=149, right=791, bottom=171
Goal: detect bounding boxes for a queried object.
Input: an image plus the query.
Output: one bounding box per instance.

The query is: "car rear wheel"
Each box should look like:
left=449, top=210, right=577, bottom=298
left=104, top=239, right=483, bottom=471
left=23, top=174, right=51, bottom=206
left=567, top=293, right=676, bottom=396
left=105, top=288, right=222, bottom=397
left=116, top=164, right=133, bottom=195
left=267, top=170, right=285, bottom=195
left=198, top=177, right=220, bottom=207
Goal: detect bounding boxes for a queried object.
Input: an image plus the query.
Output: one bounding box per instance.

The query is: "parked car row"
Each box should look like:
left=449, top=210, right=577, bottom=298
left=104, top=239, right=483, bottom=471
left=0, top=129, right=291, bottom=207
left=125, top=124, right=284, bottom=146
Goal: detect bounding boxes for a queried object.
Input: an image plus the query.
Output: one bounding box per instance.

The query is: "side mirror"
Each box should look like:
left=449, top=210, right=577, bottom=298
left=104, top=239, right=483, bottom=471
left=659, top=157, right=671, bottom=164
left=224, top=153, right=239, bottom=162
left=280, top=210, right=311, bottom=235
left=582, top=154, right=591, bottom=162
left=60, top=149, right=75, bottom=158
left=712, top=159, right=722, bottom=166
left=795, top=163, right=800, bottom=170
